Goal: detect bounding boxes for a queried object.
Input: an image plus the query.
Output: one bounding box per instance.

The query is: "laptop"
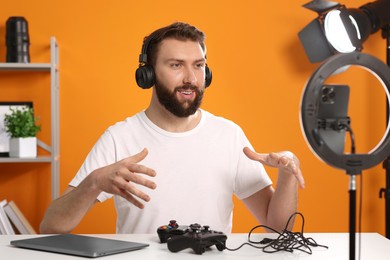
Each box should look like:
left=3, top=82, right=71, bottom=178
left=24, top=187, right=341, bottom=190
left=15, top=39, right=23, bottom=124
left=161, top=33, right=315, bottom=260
left=10, top=234, right=149, bottom=258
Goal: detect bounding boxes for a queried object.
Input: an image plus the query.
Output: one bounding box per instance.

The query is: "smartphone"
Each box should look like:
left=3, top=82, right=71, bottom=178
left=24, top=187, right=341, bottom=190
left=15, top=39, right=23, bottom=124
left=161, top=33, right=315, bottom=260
left=316, top=84, right=350, bottom=154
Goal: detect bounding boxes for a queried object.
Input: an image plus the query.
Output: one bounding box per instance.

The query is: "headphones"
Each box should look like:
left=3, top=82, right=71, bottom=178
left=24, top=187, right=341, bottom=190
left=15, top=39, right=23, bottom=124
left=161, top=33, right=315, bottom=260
left=135, top=33, right=212, bottom=89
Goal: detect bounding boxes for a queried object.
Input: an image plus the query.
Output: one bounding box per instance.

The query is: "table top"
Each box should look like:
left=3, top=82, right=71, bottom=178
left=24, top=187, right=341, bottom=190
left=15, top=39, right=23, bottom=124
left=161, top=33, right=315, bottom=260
left=1, top=233, right=389, bottom=260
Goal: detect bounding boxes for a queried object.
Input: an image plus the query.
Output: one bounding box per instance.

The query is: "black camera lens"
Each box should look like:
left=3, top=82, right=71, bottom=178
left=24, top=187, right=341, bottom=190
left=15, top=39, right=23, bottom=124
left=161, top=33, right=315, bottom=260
left=321, top=95, right=328, bottom=102
left=6, top=16, right=30, bottom=63
left=322, top=87, right=330, bottom=95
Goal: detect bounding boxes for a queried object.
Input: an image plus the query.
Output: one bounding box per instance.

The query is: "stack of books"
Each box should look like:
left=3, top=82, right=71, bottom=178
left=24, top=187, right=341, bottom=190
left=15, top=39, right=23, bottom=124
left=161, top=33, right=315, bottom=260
left=0, top=199, right=36, bottom=235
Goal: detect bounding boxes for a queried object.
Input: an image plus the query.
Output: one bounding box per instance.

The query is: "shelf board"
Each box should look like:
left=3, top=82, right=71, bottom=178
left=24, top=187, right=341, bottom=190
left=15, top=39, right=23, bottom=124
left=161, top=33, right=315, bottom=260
left=0, top=156, right=52, bottom=163
left=0, top=63, right=51, bottom=71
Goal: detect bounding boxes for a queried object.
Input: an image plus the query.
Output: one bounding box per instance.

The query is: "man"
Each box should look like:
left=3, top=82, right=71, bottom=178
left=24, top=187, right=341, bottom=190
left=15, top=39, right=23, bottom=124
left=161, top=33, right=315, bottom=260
left=40, top=22, right=305, bottom=234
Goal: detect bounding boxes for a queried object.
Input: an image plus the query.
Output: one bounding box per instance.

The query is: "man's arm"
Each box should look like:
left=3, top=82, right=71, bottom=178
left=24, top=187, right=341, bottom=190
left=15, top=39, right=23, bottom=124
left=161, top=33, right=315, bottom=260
left=40, top=148, right=157, bottom=234
left=40, top=183, right=99, bottom=234
left=242, top=147, right=304, bottom=232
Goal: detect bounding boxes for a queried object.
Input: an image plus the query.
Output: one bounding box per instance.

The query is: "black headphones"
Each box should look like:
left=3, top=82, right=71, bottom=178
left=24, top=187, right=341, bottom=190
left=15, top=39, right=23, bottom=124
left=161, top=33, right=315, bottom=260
left=135, top=34, right=212, bottom=89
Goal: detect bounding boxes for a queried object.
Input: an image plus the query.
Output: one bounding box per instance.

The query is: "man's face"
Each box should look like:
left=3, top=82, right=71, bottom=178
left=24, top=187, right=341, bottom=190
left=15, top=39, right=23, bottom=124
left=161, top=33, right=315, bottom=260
left=153, top=38, right=206, bottom=117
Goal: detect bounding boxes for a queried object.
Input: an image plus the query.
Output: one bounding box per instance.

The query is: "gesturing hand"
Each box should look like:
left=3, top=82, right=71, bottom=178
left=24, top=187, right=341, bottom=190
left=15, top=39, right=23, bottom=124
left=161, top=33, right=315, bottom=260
left=93, top=148, right=157, bottom=208
left=243, top=147, right=305, bottom=189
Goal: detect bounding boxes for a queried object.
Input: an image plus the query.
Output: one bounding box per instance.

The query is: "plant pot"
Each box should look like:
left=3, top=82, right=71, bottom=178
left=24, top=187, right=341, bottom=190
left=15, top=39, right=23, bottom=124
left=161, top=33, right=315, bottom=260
left=9, top=137, right=37, bottom=158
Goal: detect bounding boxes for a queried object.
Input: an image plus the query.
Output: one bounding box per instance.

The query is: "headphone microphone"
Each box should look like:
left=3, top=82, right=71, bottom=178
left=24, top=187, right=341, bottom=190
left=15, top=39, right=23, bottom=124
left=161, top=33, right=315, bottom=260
left=135, top=34, right=212, bottom=89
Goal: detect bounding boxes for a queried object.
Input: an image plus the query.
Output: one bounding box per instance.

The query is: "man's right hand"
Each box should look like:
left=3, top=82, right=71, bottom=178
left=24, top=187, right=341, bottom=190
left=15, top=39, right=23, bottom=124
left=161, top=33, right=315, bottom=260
left=92, top=148, right=157, bottom=209
left=40, top=148, right=157, bottom=234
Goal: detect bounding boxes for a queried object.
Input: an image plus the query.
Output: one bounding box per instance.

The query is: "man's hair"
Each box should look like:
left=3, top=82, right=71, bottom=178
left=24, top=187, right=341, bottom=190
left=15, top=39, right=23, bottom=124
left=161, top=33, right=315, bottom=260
left=143, top=22, right=206, bottom=66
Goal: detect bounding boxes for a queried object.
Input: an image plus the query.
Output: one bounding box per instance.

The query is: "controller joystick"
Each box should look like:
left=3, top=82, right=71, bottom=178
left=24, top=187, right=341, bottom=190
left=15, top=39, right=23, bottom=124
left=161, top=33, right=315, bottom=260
left=166, top=223, right=227, bottom=254
left=157, top=220, right=189, bottom=243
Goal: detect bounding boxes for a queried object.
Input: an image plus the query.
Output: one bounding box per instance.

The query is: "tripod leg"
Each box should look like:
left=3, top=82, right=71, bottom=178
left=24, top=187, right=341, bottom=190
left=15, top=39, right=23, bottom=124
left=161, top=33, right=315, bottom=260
left=349, top=175, right=356, bottom=260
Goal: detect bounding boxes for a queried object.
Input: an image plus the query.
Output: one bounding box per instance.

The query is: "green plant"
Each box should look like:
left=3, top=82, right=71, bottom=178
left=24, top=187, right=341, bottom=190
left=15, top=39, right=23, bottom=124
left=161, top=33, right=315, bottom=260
left=4, top=107, right=41, bottom=138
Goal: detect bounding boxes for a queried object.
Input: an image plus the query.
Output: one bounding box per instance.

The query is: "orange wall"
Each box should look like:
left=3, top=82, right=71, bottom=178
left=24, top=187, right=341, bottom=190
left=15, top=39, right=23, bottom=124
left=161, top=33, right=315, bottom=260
left=0, top=0, right=388, bottom=235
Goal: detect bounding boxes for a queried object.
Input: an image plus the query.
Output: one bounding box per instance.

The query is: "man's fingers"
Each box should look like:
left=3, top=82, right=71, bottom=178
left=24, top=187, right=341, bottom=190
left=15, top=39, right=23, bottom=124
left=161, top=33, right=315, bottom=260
left=116, top=148, right=157, bottom=189
left=93, top=148, right=157, bottom=209
left=279, top=155, right=305, bottom=189
left=127, top=170, right=156, bottom=190
left=114, top=177, right=152, bottom=203
left=126, top=148, right=149, bottom=164
left=106, top=148, right=158, bottom=207
left=126, top=163, right=157, bottom=178
left=116, top=166, right=156, bottom=190
left=121, top=149, right=157, bottom=178
left=243, top=147, right=268, bottom=163
left=123, top=181, right=151, bottom=202
left=245, top=147, right=295, bottom=168
left=243, top=147, right=306, bottom=189
left=244, top=147, right=278, bottom=167
left=117, top=188, right=145, bottom=209
left=296, top=169, right=306, bottom=189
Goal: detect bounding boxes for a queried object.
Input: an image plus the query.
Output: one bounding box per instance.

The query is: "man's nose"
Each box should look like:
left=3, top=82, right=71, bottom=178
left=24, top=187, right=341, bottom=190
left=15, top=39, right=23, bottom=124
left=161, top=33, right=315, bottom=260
left=183, top=66, right=197, bottom=85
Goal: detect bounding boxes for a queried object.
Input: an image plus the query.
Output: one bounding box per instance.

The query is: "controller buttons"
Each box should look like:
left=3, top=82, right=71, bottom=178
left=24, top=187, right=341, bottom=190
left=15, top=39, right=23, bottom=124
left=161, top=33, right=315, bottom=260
left=189, top=223, right=201, bottom=233
left=169, top=220, right=178, bottom=228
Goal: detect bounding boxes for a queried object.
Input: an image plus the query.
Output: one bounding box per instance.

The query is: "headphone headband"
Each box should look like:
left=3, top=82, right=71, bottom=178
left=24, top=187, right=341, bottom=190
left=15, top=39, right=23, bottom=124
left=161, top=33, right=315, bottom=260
left=138, top=32, right=158, bottom=64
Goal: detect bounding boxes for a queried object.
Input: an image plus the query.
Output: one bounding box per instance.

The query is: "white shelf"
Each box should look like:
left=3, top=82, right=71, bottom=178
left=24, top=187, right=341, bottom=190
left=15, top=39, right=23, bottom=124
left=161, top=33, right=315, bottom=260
left=0, top=37, right=60, bottom=200
left=0, top=63, right=51, bottom=71
left=0, top=156, right=52, bottom=163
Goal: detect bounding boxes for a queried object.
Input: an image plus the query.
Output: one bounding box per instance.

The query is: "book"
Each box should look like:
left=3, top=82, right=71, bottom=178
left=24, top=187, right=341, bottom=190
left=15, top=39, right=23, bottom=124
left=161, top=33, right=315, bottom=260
left=3, top=200, right=36, bottom=234
left=0, top=199, right=15, bottom=235
left=0, top=211, right=5, bottom=234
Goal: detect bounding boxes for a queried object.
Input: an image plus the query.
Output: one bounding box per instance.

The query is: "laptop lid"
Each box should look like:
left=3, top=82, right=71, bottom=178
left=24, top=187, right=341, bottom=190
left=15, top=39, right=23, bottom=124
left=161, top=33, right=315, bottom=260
left=11, top=234, right=149, bottom=258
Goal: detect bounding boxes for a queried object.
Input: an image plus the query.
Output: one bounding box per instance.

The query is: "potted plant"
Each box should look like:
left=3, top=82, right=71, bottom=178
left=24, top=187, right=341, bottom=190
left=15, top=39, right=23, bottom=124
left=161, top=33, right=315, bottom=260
left=3, top=107, right=41, bottom=158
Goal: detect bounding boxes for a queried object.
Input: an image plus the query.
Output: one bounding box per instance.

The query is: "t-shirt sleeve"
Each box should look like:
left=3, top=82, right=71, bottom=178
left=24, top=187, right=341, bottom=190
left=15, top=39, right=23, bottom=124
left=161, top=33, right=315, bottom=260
left=69, top=129, right=116, bottom=202
left=233, top=128, right=272, bottom=200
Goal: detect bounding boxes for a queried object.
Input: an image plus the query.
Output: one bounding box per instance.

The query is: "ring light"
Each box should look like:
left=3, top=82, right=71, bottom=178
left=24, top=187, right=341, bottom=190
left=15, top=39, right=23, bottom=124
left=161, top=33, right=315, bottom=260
left=300, top=52, right=390, bottom=173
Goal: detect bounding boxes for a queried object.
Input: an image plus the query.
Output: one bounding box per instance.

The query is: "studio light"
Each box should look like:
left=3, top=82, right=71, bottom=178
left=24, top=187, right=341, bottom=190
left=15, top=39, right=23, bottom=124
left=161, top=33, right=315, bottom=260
left=298, top=1, right=390, bottom=259
left=298, top=0, right=390, bottom=63
left=323, top=9, right=361, bottom=53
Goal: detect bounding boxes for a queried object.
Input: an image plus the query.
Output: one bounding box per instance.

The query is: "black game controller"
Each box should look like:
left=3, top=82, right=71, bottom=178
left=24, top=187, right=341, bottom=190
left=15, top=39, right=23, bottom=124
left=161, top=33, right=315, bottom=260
left=157, top=220, right=189, bottom=243
left=166, top=223, right=227, bottom=254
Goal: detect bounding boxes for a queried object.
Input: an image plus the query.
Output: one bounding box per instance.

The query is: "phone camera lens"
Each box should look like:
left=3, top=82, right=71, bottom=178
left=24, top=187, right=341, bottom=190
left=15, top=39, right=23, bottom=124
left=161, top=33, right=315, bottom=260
left=322, top=87, right=329, bottom=95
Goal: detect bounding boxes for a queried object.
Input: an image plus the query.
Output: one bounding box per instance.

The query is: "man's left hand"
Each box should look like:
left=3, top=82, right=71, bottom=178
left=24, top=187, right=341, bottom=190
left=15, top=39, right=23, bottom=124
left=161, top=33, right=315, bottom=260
left=243, top=147, right=305, bottom=189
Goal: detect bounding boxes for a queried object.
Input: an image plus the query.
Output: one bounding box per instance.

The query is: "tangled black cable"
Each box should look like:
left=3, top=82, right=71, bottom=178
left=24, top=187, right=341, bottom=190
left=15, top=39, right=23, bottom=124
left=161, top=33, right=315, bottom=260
left=224, top=212, right=328, bottom=254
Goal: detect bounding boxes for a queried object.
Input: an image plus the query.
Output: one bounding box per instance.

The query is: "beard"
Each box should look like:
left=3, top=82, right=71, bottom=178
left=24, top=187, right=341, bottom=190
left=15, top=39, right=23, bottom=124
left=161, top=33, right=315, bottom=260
left=154, top=81, right=204, bottom=118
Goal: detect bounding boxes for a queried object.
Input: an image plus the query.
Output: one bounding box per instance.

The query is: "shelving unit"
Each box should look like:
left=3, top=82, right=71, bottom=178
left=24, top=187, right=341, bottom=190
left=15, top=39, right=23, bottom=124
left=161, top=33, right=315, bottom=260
left=0, top=37, right=60, bottom=200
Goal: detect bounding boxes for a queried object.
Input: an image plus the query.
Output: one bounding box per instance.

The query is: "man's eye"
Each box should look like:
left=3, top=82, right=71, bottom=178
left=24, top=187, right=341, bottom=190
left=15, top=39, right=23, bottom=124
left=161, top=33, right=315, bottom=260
left=170, top=63, right=181, bottom=68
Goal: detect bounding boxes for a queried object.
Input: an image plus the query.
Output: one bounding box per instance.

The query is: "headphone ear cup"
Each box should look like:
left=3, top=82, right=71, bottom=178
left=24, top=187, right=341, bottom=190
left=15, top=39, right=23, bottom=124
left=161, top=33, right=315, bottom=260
left=135, top=65, right=155, bottom=89
left=205, top=66, right=212, bottom=88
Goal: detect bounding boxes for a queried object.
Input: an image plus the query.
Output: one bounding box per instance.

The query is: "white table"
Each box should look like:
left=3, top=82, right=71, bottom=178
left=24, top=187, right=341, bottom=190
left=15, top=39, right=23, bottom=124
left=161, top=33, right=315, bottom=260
left=1, top=233, right=389, bottom=259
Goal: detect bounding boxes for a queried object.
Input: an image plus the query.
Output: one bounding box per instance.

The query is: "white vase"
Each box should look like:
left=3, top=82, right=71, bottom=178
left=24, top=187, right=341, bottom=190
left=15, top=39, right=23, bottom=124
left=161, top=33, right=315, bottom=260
left=9, top=137, right=37, bottom=158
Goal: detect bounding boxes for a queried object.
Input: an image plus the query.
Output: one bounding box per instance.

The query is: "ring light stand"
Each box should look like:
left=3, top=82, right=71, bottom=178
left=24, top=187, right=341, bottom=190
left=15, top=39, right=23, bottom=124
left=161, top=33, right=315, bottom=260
left=300, top=52, right=390, bottom=260
left=380, top=25, right=390, bottom=239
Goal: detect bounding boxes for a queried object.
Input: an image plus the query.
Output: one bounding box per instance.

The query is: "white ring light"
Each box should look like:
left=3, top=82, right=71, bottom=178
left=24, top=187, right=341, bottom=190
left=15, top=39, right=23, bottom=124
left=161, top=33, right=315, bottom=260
left=300, top=52, right=390, bottom=173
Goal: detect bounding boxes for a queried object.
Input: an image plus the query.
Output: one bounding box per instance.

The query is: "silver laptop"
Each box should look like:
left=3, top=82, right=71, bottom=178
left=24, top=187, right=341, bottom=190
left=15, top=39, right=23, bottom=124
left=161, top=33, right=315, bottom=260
left=11, top=234, right=149, bottom=258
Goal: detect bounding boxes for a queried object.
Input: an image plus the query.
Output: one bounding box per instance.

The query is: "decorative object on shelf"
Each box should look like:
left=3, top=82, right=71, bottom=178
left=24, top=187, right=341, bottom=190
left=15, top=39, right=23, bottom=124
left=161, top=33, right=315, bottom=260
left=5, top=16, right=30, bottom=63
left=3, top=105, right=40, bottom=158
left=0, top=102, right=33, bottom=157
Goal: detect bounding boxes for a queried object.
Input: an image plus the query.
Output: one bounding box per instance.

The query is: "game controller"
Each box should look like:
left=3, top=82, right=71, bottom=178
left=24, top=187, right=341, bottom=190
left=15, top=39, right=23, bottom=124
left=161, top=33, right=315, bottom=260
left=166, top=223, right=227, bottom=255
left=157, top=220, right=189, bottom=243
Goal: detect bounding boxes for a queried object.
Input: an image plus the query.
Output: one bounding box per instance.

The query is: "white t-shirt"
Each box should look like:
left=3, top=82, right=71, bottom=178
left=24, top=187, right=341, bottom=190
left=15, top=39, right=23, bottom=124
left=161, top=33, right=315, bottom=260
left=70, top=109, right=272, bottom=234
